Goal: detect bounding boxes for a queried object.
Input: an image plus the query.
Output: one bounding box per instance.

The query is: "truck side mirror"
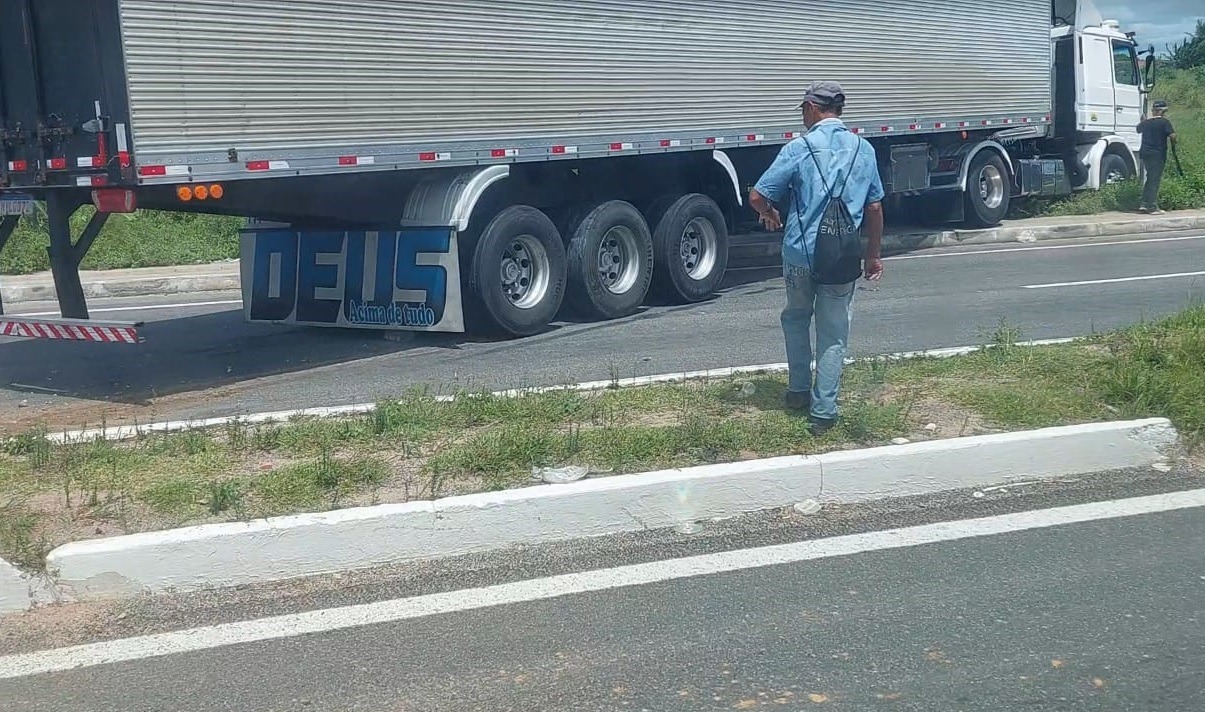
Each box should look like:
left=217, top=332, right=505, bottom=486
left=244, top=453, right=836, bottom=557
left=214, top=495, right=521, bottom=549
left=1142, top=46, right=1157, bottom=91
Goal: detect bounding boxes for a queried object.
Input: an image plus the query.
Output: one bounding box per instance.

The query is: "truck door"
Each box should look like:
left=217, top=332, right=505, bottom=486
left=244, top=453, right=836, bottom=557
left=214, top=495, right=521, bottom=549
left=1110, top=40, right=1142, bottom=150
left=0, top=0, right=130, bottom=190
left=1078, top=34, right=1117, bottom=134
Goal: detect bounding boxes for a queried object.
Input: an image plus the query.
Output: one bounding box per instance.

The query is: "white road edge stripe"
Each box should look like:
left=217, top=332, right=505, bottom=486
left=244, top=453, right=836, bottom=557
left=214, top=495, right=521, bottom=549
left=2, top=488, right=1203, bottom=681
left=1023, top=271, right=1205, bottom=290
left=50, top=338, right=1077, bottom=444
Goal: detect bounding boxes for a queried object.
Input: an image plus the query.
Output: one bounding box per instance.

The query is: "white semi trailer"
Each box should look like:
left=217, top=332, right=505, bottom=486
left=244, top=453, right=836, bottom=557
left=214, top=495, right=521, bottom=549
left=0, top=0, right=1155, bottom=341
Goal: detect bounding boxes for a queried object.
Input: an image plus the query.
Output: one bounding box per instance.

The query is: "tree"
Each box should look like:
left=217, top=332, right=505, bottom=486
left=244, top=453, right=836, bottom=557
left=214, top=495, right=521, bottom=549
left=1166, top=20, right=1205, bottom=70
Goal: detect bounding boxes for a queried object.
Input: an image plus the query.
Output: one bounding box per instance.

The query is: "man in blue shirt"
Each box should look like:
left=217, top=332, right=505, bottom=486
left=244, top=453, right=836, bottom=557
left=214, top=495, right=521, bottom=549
left=749, top=81, right=885, bottom=435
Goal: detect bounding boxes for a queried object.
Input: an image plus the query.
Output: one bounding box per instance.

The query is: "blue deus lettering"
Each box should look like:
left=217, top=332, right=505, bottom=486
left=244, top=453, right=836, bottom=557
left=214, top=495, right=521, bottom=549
left=295, top=232, right=345, bottom=325
left=248, top=230, right=298, bottom=321
left=248, top=227, right=453, bottom=329
left=394, top=229, right=450, bottom=326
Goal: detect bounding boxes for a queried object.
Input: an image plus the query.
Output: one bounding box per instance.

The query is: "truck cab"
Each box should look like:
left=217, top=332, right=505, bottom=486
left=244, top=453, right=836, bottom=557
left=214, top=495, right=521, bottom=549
left=1050, top=0, right=1150, bottom=188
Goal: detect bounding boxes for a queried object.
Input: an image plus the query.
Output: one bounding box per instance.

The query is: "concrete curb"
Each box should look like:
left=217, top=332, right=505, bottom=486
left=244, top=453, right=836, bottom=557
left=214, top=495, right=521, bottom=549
left=40, top=418, right=1178, bottom=605
left=0, top=558, right=32, bottom=615
left=0, top=270, right=240, bottom=306
left=883, top=213, right=1205, bottom=255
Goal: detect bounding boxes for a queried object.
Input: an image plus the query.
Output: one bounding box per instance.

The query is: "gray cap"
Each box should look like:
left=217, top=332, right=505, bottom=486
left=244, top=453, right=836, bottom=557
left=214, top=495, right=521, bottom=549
left=797, top=81, right=846, bottom=110
left=1152, top=99, right=1169, bottom=111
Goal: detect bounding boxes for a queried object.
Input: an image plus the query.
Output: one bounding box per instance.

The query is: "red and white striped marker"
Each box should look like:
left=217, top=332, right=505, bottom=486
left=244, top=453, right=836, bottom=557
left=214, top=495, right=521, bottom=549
left=0, top=319, right=140, bottom=344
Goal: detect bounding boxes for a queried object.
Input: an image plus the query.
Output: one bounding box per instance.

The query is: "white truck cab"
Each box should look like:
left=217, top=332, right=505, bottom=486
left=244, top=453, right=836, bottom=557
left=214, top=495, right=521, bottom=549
left=1051, top=0, right=1151, bottom=188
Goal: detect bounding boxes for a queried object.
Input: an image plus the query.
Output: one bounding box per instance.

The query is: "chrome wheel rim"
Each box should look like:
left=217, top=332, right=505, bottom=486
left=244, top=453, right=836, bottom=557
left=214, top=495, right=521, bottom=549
left=597, top=226, right=642, bottom=295
left=500, top=235, right=551, bottom=310
left=681, top=217, right=718, bottom=281
left=978, top=164, right=1005, bottom=210
left=1105, top=166, right=1126, bottom=184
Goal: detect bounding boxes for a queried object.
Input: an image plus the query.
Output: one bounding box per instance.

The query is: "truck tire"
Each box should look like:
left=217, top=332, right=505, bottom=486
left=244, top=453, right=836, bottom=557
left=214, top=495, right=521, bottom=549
left=467, top=206, right=567, bottom=337
left=566, top=201, right=654, bottom=320
left=964, top=151, right=1011, bottom=228
left=651, top=194, right=730, bottom=303
left=1100, top=153, right=1132, bottom=185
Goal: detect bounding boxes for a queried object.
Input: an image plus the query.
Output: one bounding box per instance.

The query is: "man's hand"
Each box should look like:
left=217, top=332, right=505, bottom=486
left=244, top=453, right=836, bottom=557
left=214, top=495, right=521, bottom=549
left=864, top=256, right=884, bottom=281
left=758, top=208, right=783, bottom=232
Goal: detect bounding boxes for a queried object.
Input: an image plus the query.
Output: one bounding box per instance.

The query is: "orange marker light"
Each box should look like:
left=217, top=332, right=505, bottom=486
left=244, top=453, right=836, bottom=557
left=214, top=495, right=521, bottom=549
left=194, top=184, right=210, bottom=200
left=177, top=185, right=194, bottom=202
left=209, top=184, right=225, bottom=200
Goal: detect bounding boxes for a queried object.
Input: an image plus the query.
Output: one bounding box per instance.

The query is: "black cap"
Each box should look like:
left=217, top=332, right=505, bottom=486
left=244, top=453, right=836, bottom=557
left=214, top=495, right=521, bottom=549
left=796, top=81, right=846, bottom=110
left=1152, top=100, right=1169, bottom=111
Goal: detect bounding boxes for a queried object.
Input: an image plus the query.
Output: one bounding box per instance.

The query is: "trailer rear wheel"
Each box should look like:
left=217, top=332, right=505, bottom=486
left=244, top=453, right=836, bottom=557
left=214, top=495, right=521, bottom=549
left=964, top=152, right=1011, bottom=228
left=651, top=194, right=730, bottom=303
left=468, top=206, right=567, bottom=337
left=566, top=201, right=654, bottom=320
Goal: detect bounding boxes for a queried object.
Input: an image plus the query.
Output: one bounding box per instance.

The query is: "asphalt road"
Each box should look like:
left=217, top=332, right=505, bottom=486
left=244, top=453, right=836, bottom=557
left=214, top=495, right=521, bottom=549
left=1, top=231, right=1203, bottom=428
left=2, top=467, right=1203, bottom=711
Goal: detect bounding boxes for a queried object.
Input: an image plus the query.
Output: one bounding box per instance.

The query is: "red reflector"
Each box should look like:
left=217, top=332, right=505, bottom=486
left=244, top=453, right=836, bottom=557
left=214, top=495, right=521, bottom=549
left=910, top=124, right=920, bottom=130
left=48, top=158, right=67, bottom=170
left=91, top=188, right=137, bottom=213
left=490, top=149, right=506, bottom=158
left=246, top=160, right=270, bottom=171
left=138, top=165, right=167, bottom=177
left=339, top=156, right=357, bottom=165
left=419, top=152, right=437, bottom=162
left=704, top=137, right=716, bottom=144
left=118, top=151, right=131, bottom=169
left=9, top=160, right=29, bottom=171
left=551, top=146, right=566, bottom=154
left=610, top=143, right=624, bottom=151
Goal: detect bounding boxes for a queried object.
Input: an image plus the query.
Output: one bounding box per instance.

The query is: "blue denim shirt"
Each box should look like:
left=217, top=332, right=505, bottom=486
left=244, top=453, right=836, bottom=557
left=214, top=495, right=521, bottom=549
left=753, top=118, right=886, bottom=269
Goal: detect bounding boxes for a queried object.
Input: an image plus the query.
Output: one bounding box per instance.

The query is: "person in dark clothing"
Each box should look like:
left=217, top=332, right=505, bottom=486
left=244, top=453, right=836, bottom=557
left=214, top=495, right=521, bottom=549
left=1136, top=101, right=1177, bottom=214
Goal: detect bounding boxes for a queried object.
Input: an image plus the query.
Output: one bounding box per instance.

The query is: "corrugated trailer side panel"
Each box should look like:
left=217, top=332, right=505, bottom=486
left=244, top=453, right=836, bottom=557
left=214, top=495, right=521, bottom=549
left=117, top=0, right=1052, bottom=179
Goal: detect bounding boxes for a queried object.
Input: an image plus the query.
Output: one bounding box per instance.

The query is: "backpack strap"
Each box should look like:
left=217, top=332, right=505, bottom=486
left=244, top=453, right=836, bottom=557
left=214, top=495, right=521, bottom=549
left=803, top=132, right=863, bottom=200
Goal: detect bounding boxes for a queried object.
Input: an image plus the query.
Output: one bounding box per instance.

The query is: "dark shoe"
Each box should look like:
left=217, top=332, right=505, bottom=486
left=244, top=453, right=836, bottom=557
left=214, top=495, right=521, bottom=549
left=783, top=390, right=812, bottom=412
left=809, top=416, right=838, bottom=437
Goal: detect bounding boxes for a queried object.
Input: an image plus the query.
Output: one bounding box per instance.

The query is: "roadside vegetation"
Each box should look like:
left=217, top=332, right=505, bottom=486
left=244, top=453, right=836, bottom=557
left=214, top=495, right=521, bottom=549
left=0, top=209, right=241, bottom=276
left=2, top=306, right=1202, bottom=570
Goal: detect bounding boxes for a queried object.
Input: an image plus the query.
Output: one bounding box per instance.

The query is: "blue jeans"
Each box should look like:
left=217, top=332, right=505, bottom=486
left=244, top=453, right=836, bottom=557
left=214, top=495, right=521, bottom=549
left=781, top=263, right=856, bottom=420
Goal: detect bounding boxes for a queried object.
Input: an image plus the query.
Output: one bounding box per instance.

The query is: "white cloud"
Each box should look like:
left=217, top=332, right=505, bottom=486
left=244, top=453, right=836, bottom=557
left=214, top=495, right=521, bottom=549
left=1093, top=1, right=1203, bottom=49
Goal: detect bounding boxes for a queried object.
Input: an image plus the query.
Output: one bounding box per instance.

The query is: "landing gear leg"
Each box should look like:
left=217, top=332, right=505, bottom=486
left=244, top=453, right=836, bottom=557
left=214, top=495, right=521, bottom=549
left=46, top=192, right=108, bottom=319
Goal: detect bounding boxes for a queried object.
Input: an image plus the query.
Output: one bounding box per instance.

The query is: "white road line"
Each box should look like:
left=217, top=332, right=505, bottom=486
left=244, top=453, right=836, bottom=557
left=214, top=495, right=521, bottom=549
left=886, top=234, right=1205, bottom=261
left=14, top=300, right=242, bottom=318
left=50, top=338, right=1077, bottom=444
left=1023, top=271, right=1205, bottom=290
left=2, top=488, right=1202, bottom=680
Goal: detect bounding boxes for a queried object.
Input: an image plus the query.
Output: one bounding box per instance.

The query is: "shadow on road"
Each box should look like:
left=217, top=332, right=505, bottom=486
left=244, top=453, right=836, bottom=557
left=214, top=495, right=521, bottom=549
left=0, top=261, right=785, bottom=407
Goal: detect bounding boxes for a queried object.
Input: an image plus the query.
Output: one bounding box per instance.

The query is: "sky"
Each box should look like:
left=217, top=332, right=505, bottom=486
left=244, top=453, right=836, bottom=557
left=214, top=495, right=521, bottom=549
left=1094, top=0, right=1203, bottom=51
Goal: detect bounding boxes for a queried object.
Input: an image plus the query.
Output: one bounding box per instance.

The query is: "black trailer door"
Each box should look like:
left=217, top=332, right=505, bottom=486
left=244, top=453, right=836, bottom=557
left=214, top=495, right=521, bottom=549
left=0, top=0, right=131, bottom=191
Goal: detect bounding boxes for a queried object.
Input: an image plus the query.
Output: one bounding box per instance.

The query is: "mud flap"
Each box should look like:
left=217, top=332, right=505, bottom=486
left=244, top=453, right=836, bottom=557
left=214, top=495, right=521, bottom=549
left=240, top=222, right=466, bottom=333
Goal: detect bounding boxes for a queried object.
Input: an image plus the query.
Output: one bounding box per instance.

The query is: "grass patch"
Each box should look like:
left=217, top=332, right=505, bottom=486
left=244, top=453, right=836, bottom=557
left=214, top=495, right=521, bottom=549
left=0, top=208, right=242, bottom=276
left=1, top=306, right=1202, bottom=568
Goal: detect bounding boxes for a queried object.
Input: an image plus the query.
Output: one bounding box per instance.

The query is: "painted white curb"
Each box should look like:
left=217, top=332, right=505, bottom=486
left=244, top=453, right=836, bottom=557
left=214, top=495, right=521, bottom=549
left=43, top=417, right=1177, bottom=603
left=0, top=558, right=32, bottom=615
left=46, top=338, right=1077, bottom=444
